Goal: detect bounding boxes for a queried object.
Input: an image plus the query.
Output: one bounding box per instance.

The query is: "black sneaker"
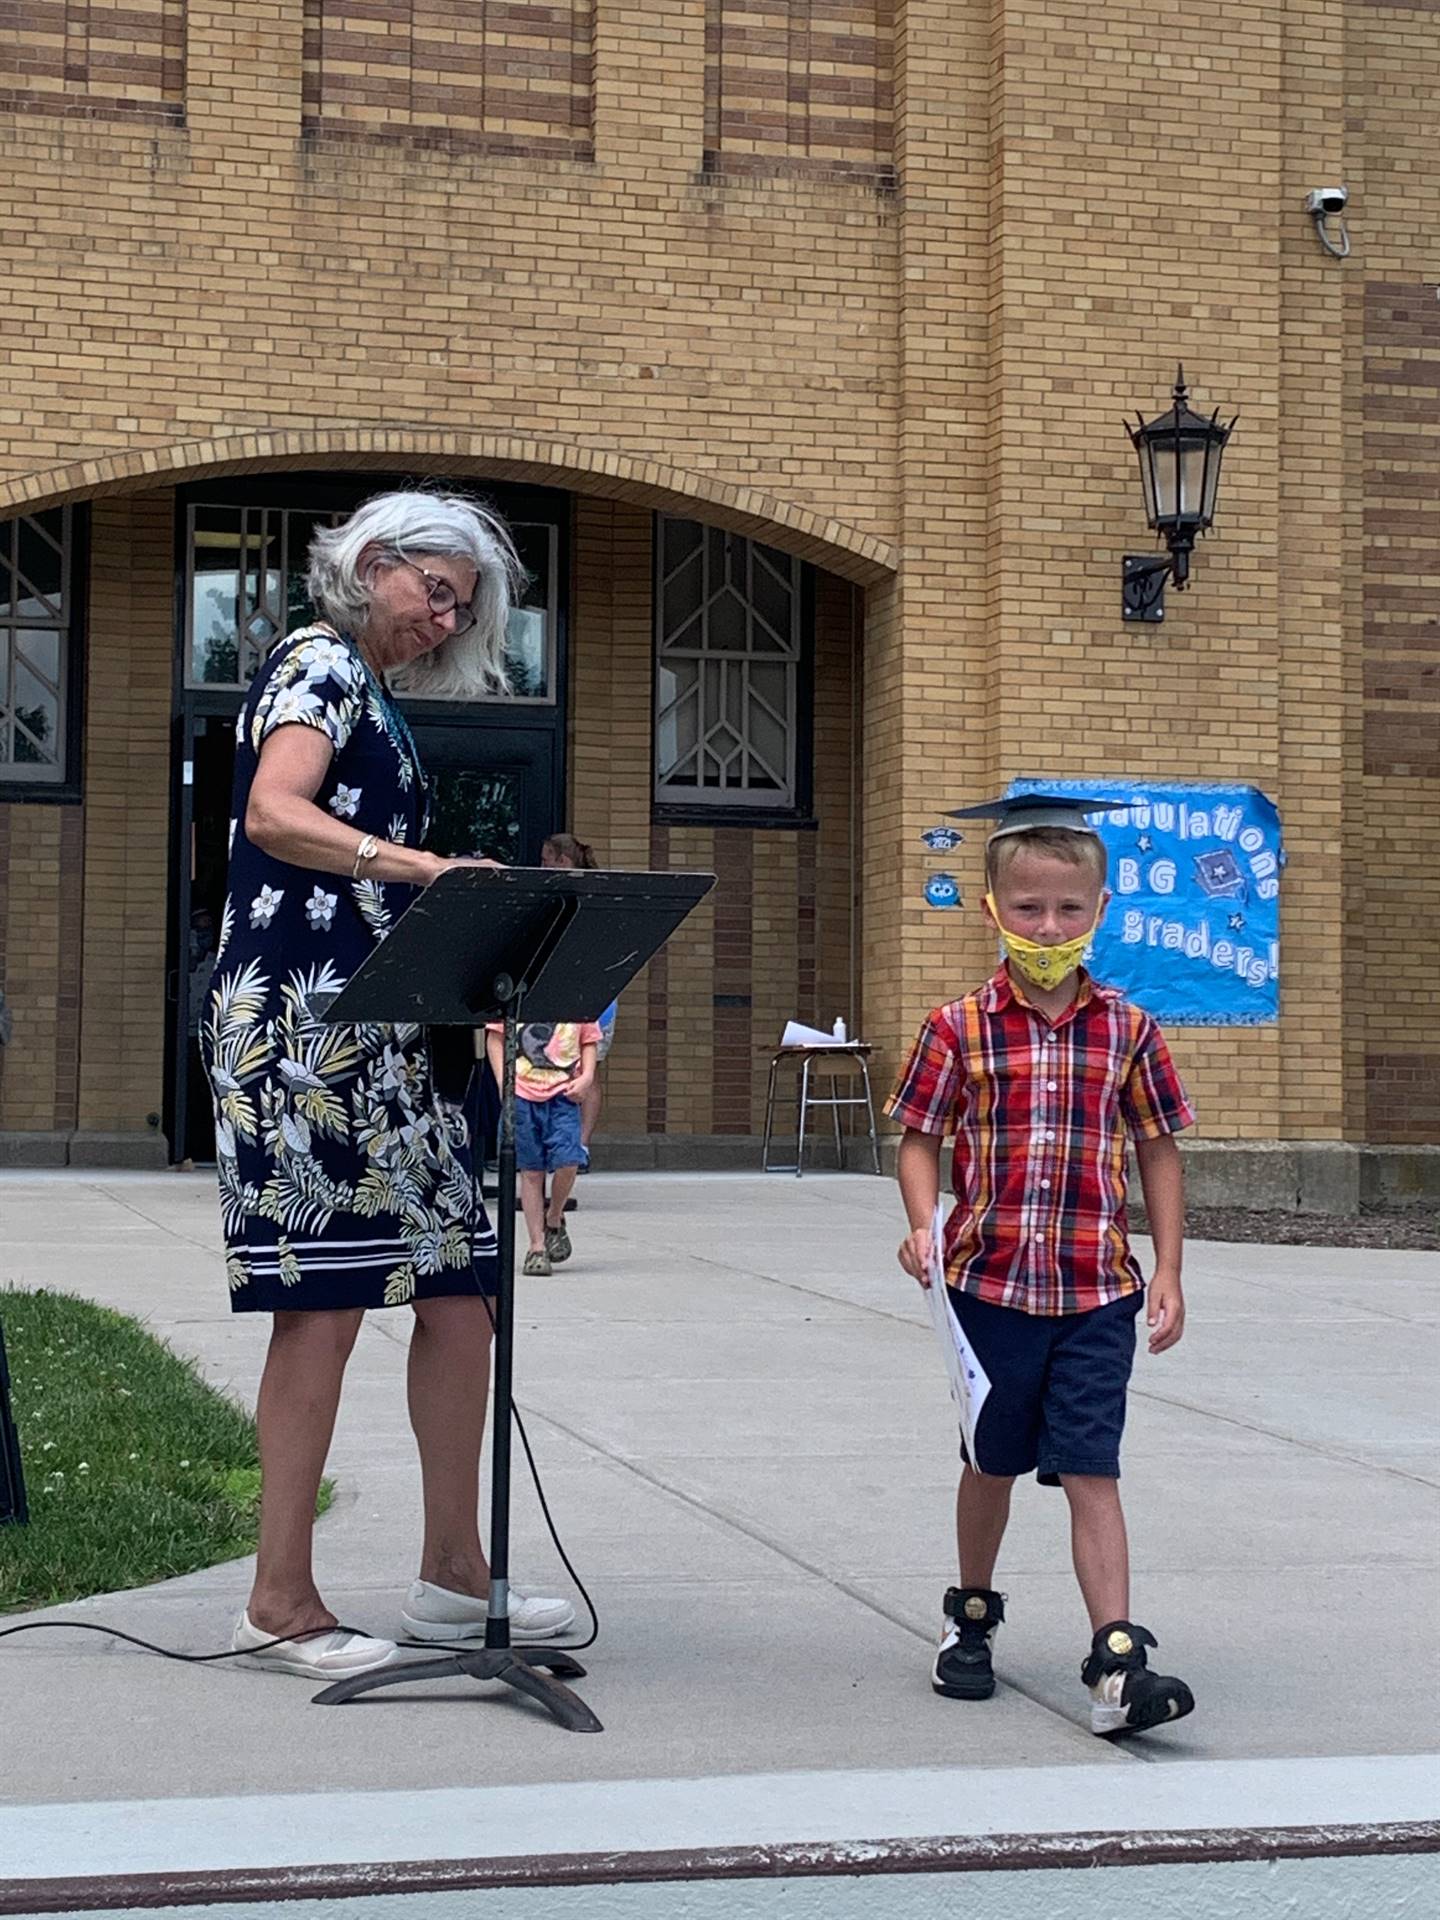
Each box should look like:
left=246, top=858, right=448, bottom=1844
left=932, top=1587, right=1004, bottom=1700
left=1082, top=1620, right=1195, bottom=1738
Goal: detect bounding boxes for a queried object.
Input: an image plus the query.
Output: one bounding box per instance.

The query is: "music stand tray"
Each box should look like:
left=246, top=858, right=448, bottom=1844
left=313, top=865, right=714, bottom=1729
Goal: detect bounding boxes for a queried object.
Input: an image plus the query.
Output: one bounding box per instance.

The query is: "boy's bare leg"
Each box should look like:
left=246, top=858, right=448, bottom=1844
left=956, top=1466, right=1015, bottom=1589
left=546, top=1163, right=579, bottom=1228
left=520, top=1170, right=548, bottom=1251
left=1060, top=1475, right=1130, bottom=1628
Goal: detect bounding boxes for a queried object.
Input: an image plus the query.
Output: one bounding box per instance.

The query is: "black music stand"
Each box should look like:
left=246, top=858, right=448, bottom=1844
left=0, top=1313, right=26, bottom=1526
left=311, top=865, right=714, bottom=1728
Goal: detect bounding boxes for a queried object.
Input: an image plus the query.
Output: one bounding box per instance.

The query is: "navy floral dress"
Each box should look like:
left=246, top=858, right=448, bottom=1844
left=201, top=624, right=496, bottom=1313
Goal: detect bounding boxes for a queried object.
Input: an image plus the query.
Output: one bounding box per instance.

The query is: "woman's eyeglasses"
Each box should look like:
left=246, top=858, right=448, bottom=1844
left=395, top=556, right=478, bottom=636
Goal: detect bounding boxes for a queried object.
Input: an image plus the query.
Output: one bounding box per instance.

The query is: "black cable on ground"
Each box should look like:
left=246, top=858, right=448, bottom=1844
left=0, top=1619, right=376, bottom=1662
left=0, top=1150, right=598, bottom=1667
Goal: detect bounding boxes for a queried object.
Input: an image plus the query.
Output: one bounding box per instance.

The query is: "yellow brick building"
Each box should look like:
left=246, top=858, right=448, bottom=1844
left=0, top=2, right=1435, bottom=1182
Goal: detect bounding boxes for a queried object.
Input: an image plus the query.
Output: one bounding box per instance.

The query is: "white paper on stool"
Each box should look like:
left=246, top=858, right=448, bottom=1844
left=925, top=1202, right=991, bottom=1468
left=781, top=1019, right=846, bottom=1048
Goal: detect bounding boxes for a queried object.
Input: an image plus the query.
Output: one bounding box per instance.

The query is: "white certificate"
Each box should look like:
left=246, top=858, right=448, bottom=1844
left=924, top=1202, right=991, bottom=1469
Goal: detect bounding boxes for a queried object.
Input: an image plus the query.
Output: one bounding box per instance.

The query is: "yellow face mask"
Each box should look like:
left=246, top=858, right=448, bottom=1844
left=985, top=894, right=1098, bottom=992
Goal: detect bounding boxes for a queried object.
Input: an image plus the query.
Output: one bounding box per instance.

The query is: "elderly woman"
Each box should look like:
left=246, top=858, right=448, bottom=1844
left=202, top=490, right=572, bottom=1678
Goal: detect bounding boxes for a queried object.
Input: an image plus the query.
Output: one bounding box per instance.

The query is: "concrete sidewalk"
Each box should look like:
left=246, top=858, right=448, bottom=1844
left=0, top=1169, right=1436, bottom=1813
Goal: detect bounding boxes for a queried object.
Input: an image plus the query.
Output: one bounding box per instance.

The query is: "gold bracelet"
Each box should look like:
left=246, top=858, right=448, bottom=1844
left=351, top=833, right=382, bottom=882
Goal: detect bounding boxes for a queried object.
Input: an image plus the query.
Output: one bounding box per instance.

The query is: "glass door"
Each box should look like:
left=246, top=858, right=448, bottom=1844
left=166, top=710, right=238, bottom=1164
left=415, top=722, right=557, bottom=866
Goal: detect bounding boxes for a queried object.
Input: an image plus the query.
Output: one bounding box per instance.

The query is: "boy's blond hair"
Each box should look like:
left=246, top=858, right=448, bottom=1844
left=986, top=826, right=1108, bottom=891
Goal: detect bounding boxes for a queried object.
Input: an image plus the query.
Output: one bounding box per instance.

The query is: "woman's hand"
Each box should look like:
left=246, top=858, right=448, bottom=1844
left=424, top=856, right=507, bottom=885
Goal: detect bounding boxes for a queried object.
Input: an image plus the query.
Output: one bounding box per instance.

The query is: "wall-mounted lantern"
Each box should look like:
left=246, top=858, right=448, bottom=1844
left=1123, top=366, right=1237, bottom=622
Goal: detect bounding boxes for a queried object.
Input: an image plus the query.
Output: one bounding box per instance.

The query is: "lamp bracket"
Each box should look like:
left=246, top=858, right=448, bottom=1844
left=1122, top=554, right=1171, bottom=623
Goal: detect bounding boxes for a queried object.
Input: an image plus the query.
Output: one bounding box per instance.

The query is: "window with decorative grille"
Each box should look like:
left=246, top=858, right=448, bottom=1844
left=0, top=507, right=79, bottom=795
left=654, top=517, right=809, bottom=817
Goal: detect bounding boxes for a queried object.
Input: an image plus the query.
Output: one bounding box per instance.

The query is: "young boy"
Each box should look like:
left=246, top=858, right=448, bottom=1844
left=887, top=792, right=1196, bottom=1738
left=486, top=1018, right=600, bottom=1276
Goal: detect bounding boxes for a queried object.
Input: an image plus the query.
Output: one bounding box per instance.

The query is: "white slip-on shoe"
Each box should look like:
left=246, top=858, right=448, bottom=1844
left=400, top=1578, right=576, bottom=1645
left=231, top=1610, right=398, bottom=1678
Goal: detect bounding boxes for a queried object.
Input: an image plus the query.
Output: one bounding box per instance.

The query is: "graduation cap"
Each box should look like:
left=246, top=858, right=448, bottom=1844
left=943, top=791, right=1123, bottom=842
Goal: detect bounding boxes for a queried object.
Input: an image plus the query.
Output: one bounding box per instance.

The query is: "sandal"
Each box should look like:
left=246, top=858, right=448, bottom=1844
left=522, top=1248, right=552, bottom=1276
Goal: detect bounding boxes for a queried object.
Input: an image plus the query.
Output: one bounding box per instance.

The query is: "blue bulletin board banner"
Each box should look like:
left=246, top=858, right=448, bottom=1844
left=1008, top=778, right=1285, bottom=1026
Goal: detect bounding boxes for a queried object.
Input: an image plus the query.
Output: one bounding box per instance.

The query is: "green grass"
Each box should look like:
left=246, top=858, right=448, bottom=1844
left=0, top=1287, right=323, bottom=1613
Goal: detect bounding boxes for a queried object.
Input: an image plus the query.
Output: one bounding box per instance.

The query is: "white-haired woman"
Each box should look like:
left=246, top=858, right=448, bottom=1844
left=202, top=490, right=573, bottom=1677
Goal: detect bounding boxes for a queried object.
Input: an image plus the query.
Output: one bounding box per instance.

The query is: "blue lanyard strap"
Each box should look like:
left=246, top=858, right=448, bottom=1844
left=342, top=632, right=425, bottom=785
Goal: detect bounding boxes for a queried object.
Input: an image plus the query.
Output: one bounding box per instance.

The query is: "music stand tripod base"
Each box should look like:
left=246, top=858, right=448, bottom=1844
left=313, top=1643, right=603, bottom=1731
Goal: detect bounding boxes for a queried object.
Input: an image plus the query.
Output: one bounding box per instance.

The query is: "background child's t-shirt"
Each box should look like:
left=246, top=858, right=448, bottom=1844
left=499, top=1020, right=603, bottom=1100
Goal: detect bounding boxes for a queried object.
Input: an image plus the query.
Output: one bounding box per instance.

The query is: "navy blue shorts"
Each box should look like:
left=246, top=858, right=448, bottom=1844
left=950, top=1289, right=1144, bottom=1485
left=514, top=1093, right=588, bottom=1174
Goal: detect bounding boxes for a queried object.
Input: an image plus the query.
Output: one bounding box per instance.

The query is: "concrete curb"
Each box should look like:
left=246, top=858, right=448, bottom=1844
left=5, top=1820, right=1438, bottom=1913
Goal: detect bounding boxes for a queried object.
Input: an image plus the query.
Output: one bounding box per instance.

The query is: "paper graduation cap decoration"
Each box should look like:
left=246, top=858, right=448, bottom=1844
left=943, top=792, right=1123, bottom=843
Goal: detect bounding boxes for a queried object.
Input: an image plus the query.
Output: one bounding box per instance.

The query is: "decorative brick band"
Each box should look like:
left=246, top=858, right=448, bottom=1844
left=0, top=0, right=184, bottom=124
left=302, top=0, right=594, bottom=155
left=1363, top=280, right=1440, bottom=781
left=705, top=0, right=894, bottom=185
left=0, top=431, right=898, bottom=584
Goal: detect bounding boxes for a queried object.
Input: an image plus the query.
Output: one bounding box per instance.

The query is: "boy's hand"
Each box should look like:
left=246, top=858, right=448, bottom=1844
left=565, top=1072, right=594, bottom=1103
left=1147, top=1268, right=1186, bottom=1353
left=898, top=1227, right=935, bottom=1288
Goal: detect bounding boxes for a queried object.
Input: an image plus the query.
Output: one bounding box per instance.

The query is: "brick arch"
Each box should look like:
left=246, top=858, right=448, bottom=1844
left=0, top=430, right=898, bottom=584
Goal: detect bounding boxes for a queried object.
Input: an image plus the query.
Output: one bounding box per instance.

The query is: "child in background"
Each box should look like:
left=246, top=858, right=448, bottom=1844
left=540, top=834, right=615, bottom=1177
left=486, top=1015, right=600, bottom=1276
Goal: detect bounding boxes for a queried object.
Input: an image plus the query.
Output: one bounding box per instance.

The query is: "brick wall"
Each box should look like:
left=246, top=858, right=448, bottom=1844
left=0, top=0, right=1437, bottom=1152
left=74, top=493, right=173, bottom=1142
left=1350, top=0, right=1440, bottom=1146
left=0, top=796, right=83, bottom=1135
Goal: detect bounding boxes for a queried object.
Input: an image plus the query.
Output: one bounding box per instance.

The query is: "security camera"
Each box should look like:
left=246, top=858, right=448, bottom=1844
left=1305, top=187, right=1351, bottom=258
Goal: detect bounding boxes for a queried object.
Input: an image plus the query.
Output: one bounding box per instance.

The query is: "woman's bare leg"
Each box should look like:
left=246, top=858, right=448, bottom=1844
left=409, top=1293, right=495, bottom=1594
left=247, top=1307, right=364, bottom=1636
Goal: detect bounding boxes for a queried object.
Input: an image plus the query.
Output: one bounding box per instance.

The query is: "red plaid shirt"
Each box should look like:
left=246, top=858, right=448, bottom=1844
left=886, top=968, right=1194, bottom=1315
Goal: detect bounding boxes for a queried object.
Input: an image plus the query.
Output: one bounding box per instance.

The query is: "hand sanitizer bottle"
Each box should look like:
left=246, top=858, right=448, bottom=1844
left=832, top=1016, right=847, bottom=1042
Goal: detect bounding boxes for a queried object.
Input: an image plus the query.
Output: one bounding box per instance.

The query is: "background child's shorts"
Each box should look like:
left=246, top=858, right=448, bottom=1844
left=515, top=1092, right=588, bottom=1174
left=950, top=1289, right=1144, bottom=1484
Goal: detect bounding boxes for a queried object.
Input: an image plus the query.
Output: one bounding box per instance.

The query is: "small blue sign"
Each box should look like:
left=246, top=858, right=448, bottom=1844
left=1007, top=777, right=1284, bottom=1025
left=920, top=825, right=965, bottom=851
left=924, top=872, right=963, bottom=910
